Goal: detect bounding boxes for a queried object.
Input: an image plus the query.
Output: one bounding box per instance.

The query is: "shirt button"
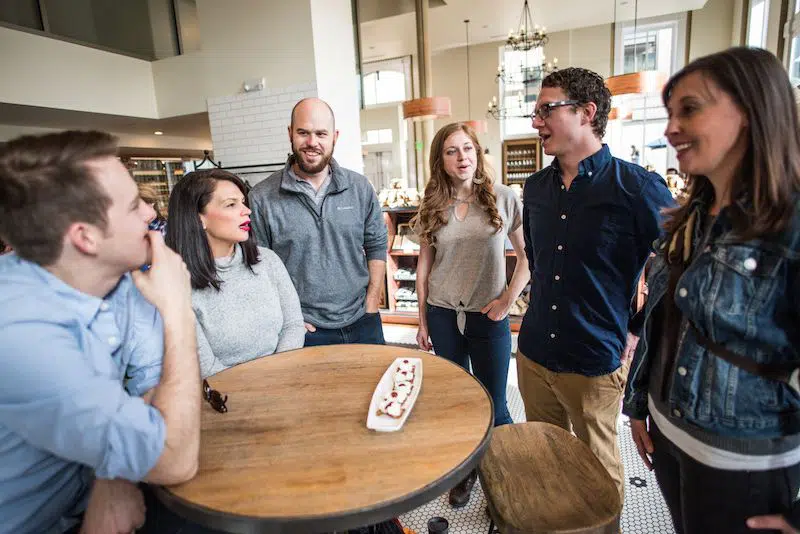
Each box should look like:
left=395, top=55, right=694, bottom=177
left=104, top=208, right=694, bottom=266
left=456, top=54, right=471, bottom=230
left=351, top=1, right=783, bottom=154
left=554, top=275, right=561, bottom=281
left=561, top=214, right=567, bottom=220
left=108, top=336, right=118, bottom=345
left=678, top=366, right=687, bottom=377
left=99, top=301, right=110, bottom=311
left=550, top=333, right=556, bottom=339
left=743, top=258, right=757, bottom=271
left=588, top=171, right=593, bottom=177
left=551, top=304, right=558, bottom=310
left=561, top=185, right=566, bottom=190
left=557, top=245, right=563, bottom=251
left=673, top=409, right=682, bottom=418
left=678, top=287, right=688, bottom=298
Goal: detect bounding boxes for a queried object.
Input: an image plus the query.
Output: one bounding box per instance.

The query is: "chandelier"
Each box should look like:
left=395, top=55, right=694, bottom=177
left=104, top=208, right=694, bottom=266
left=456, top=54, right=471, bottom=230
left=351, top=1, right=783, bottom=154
left=505, top=0, right=548, bottom=51
left=487, top=0, right=556, bottom=120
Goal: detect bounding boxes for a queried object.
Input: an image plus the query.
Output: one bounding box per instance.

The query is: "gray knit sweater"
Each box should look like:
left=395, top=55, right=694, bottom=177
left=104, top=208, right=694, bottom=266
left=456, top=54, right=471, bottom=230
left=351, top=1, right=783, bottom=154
left=192, top=245, right=305, bottom=378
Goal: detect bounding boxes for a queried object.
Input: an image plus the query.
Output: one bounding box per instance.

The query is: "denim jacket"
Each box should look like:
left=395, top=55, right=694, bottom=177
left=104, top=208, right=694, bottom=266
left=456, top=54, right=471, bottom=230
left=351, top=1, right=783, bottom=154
left=623, top=198, right=800, bottom=438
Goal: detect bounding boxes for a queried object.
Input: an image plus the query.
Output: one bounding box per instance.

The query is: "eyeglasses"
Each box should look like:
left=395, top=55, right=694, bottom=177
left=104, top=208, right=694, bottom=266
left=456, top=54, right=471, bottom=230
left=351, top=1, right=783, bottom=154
left=203, top=379, right=228, bottom=413
left=530, top=100, right=579, bottom=121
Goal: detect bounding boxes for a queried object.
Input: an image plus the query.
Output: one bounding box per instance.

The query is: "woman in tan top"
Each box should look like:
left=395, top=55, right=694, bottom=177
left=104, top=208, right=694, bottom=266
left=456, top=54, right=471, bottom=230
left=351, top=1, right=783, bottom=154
left=413, top=122, right=530, bottom=507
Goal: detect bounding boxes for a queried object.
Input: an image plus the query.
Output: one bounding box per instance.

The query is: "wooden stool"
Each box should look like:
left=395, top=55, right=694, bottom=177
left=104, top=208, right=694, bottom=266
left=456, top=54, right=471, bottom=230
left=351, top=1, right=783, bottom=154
left=478, top=422, right=622, bottom=534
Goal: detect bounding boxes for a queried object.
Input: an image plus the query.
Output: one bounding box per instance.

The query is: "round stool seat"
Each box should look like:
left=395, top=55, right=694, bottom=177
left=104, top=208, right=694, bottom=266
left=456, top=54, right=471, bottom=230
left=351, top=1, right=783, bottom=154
left=478, top=422, right=621, bottom=534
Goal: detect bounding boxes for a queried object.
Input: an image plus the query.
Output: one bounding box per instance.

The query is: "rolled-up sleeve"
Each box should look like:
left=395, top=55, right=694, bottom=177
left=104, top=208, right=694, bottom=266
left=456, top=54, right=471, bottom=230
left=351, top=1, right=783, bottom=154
left=125, top=293, right=164, bottom=396
left=0, top=322, right=166, bottom=481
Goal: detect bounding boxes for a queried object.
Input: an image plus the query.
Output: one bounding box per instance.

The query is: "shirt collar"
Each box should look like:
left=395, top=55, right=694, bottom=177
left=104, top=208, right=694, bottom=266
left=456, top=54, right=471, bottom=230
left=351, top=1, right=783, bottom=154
left=551, top=144, right=611, bottom=177
left=25, top=258, right=129, bottom=326
left=280, top=156, right=347, bottom=194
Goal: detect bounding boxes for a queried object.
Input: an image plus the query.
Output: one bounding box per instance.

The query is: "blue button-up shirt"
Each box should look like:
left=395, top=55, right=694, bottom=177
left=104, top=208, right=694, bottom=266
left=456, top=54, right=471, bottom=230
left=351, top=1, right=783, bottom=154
left=519, top=145, right=674, bottom=376
left=0, top=254, right=166, bottom=534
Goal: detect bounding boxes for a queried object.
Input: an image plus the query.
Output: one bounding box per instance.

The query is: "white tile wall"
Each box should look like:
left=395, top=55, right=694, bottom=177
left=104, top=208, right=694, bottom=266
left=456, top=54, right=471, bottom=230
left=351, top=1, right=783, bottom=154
left=207, top=83, right=318, bottom=169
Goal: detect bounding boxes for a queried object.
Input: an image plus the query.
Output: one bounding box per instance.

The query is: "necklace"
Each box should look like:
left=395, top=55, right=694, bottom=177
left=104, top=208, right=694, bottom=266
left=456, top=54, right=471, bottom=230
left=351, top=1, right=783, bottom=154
left=452, top=194, right=473, bottom=204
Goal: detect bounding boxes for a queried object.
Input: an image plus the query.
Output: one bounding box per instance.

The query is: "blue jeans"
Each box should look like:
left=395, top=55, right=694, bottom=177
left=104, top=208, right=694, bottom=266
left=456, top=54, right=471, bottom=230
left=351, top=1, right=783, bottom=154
left=304, top=312, right=386, bottom=347
left=426, top=305, right=513, bottom=426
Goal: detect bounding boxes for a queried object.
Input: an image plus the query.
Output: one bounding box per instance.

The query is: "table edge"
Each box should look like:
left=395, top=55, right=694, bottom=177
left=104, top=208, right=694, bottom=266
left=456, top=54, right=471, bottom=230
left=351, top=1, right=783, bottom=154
left=154, top=346, right=496, bottom=533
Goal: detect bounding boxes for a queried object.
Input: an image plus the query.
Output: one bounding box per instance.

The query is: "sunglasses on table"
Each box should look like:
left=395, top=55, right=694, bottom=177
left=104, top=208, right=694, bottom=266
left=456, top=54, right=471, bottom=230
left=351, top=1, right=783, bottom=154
left=530, top=99, right=579, bottom=121
left=203, top=379, right=228, bottom=413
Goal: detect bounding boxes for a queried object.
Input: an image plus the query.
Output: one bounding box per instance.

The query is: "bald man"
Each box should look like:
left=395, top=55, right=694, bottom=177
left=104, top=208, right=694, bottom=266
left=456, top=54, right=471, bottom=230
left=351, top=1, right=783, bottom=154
left=249, top=98, right=388, bottom=346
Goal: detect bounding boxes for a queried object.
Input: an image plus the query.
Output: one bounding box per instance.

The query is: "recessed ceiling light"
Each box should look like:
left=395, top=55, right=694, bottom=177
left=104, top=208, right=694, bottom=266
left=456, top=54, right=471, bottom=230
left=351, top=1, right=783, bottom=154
left=154, top=131, right=163, bottom=135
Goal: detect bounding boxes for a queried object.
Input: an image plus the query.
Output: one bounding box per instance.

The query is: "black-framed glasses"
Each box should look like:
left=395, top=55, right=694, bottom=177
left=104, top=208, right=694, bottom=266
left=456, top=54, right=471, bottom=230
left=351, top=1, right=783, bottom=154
left=203, top=379, right=228, bottom=413
left=531, top=100, right=579, bottom=121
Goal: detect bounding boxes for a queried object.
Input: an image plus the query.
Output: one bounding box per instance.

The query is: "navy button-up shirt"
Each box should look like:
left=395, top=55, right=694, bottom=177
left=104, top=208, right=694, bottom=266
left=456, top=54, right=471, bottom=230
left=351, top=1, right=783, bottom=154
left=519, top=145, right=674, bottom=376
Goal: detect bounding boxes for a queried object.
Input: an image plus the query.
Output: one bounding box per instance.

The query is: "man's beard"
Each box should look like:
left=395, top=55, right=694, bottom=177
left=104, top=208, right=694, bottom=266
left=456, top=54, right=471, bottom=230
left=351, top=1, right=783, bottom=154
left=292, top=142, right=334, bottom=175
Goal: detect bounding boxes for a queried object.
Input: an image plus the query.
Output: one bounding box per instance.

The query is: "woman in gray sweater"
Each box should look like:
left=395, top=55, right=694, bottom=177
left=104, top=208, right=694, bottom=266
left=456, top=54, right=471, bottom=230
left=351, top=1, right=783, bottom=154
left=166, top=169, right=305, bottom=378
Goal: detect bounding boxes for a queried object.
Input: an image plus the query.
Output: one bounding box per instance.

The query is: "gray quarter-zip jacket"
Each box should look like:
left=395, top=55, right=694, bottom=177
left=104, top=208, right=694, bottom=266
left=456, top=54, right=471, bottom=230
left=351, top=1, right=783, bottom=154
left=249, top=156, right=387, bottom=329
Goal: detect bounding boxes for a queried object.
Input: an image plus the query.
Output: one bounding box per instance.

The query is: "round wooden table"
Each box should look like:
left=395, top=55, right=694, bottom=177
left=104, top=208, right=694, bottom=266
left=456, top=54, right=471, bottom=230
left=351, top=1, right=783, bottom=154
left=155, top=345, right=494, bottom=534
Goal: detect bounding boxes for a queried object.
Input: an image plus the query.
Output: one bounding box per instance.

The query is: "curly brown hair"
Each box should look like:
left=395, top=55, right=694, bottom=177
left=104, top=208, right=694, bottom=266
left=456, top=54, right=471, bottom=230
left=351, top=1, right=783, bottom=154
left=541, top=67, right=612, bottom=139
left=412, top=123, right=503, bottom=245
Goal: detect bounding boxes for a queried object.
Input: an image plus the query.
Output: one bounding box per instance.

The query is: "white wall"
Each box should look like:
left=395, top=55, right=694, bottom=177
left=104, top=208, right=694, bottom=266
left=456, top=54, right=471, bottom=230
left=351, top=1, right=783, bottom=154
left=0, top=26, right=158, bottom=117
left=689, top=0, right=737, bottom=60
left=310, top=0, right=363, bottom=173
left=207, top=83, right=317, bottom=169
left=431, top=41, right=503, bottom=169
left=151, top=0, right=318, bottom=118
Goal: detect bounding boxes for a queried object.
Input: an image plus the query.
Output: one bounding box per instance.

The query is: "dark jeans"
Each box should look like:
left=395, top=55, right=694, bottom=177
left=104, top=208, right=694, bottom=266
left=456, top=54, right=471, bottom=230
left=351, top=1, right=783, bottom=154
left=650, top=420, right=800, bottom=534
left=138, top=484, right=226, bottom=534
left=426, top=305, right=513, bottom=426
left=304, top=311, right=386, bottom=347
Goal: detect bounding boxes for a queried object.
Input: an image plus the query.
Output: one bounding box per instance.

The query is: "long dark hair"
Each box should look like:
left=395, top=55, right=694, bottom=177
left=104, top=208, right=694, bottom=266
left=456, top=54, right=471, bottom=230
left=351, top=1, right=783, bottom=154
left=662, top=47, right=800, bottom=239
left=166, top=169, right=260, bottom=290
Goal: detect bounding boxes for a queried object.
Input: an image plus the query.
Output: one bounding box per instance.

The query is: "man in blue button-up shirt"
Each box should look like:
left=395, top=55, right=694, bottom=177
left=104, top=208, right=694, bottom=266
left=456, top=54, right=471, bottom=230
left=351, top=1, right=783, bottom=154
left=516, top=68, right=673, bottom=500
left=0, top=131, right=201, bottom=534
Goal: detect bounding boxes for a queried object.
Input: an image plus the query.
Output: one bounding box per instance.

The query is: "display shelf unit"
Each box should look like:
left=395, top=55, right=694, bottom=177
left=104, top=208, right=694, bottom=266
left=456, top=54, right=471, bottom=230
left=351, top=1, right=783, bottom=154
left=381, top=207, right=525, bottom=332
left=502, top=137, right=542, bottom=185
left=125, top=158, right=185, bottom=215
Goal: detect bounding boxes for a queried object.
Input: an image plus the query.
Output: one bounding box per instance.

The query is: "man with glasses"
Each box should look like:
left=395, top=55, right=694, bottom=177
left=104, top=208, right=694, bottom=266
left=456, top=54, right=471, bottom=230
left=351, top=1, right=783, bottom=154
left=516, top=68, right=673, bottom=501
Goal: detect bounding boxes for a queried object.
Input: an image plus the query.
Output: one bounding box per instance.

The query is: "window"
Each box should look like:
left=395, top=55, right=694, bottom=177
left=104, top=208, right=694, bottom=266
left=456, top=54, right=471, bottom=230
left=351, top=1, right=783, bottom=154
left=0, top=0, right=191, bottom=60
left=362, top=71, right=406, bottom=106
left=608, top=14, right=686, bottom=176
left=786, top=0, right=800, bottom=85
left=614, top=14, right=686, bottom=76
left=500, top=47, right=545, bottom=138
left=361, top=57, right=412, bottom=107
left=361, top=129, right=393, bottom=145
left=623, top=30, right=659, bottom=73
left=747, top=0, right=770, bottom=48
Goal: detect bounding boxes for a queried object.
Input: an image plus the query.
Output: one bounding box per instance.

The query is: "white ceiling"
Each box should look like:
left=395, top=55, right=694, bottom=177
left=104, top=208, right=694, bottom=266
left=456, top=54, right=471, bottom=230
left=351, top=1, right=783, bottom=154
left=360, top=0, right=707, bottom=62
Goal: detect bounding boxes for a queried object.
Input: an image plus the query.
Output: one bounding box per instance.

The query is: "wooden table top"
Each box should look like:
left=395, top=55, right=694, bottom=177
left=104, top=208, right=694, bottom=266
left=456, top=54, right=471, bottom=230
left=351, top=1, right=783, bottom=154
left=156, top=345, right=494, bottom=534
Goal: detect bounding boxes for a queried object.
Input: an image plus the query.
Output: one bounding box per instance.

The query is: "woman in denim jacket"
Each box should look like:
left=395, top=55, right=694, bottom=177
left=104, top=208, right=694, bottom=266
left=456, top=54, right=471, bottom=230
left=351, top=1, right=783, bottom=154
left=623, top=47, right=800, bottom=533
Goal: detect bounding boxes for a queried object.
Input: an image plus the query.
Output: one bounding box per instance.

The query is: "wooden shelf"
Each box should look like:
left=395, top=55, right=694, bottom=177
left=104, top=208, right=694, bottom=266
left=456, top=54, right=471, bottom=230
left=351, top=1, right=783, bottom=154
left=502, top=137, right=542, bottom=185
left=133, top=170, right=166, bottom=176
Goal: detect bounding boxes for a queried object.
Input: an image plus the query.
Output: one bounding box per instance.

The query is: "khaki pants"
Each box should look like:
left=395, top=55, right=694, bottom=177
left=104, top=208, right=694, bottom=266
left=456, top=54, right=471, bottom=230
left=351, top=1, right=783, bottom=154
left=516, top=350, right=629, bottom=501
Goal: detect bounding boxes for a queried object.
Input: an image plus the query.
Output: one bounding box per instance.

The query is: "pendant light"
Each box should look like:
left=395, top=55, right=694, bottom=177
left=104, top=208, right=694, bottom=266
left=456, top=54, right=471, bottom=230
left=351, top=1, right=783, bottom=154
left=605, top=0, right=667, bottom=96
left=463, top=19, right=488, bottom=133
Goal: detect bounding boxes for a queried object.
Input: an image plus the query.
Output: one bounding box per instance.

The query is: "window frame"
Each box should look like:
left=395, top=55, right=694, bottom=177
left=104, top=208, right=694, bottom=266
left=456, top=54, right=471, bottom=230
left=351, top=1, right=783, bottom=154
left=784, top=0, right=800, bottom=85
left=747, top=0, right=771, bottom=48
left=613, top=13, right=687, bottom=76
left=361, top=56, right=413, bottom=108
